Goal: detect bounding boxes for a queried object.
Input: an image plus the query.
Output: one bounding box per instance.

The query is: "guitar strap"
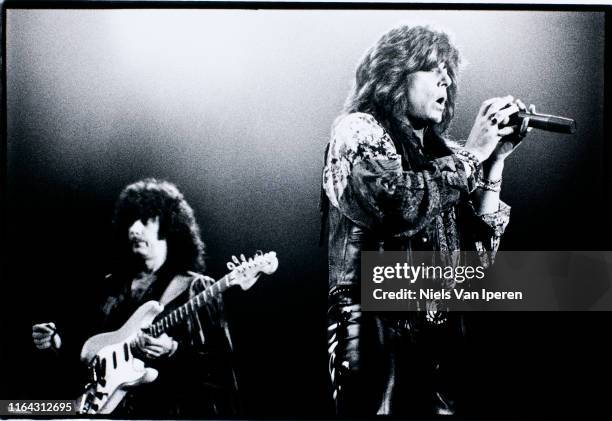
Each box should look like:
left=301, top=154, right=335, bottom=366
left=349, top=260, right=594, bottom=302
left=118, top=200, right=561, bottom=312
left=158, top=274, right=194, bottom=307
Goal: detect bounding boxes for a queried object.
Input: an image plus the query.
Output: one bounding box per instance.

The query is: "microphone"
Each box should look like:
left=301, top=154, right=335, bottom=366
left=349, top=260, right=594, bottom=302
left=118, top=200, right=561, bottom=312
left=511, top=111, right=576, bottom=134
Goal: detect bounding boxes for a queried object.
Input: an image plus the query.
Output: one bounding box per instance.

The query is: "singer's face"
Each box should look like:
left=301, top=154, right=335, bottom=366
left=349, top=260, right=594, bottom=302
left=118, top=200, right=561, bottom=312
left=405, top=62, right=451, bottom=125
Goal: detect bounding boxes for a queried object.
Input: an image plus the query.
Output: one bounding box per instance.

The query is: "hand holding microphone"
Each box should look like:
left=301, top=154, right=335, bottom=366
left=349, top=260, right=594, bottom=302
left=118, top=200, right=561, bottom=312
left=463, top=96, right=576, bottom=168
left=463, top=95, right=527, bottom=164
left=497, top=99, right=576, bottom=135
left=509, top=110, right=576, bottom=134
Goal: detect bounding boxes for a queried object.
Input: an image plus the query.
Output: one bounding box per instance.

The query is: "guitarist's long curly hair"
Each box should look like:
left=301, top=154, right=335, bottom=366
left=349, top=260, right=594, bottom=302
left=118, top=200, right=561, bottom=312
left=112, top=178, right=206, bottom=275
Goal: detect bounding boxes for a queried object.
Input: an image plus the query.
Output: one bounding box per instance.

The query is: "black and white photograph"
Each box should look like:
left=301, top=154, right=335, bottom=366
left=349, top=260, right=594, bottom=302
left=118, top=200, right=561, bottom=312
left=1, top=1, right=611, bottom=419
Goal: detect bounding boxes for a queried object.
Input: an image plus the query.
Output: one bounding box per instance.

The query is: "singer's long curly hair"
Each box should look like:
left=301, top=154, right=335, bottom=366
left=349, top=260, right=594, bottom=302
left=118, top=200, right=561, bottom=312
left=112, top=178, right=206, bottom=275
left=343, top=24, right=461, bottom=137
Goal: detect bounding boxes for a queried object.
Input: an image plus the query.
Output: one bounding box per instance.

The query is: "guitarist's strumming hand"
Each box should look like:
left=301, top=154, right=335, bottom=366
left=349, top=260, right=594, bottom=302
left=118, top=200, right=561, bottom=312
left=135, top=331, right=178, bottom=360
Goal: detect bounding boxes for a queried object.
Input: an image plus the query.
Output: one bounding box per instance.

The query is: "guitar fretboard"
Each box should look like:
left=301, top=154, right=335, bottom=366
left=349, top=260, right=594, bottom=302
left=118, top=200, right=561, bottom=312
left=143, top=274, right=233, bottom=337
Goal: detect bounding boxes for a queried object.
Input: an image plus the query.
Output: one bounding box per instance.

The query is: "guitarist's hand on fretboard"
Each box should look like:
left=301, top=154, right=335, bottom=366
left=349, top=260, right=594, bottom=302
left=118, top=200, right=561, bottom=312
left=134, top=331, right=178, bottom=360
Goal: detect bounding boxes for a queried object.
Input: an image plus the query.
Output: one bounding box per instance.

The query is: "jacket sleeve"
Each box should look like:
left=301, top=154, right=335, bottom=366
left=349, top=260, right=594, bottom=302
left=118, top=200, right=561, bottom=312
left=322, top=113, right=478, bottom=237
left=187, top=274, right=239, bottom=411
left=187, top=274, right=232, bottom=349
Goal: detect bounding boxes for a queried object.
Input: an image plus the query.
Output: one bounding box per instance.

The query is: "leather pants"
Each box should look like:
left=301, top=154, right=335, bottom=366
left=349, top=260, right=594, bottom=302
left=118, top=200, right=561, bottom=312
left=328, top=288, right=466, bottom=416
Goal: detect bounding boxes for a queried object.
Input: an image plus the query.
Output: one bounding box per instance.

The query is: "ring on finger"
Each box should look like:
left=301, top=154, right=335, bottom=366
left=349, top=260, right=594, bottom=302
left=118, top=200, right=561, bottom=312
left=488, top=112, right=499, bottom=125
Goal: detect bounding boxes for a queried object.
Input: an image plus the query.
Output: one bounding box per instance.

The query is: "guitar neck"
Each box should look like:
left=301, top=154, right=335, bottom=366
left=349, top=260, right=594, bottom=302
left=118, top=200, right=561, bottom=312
left=144, top=274, right=232, bottom=338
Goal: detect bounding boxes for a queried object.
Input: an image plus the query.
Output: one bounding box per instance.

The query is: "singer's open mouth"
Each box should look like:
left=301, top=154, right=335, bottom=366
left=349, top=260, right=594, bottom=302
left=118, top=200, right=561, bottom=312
left=436, top=97, right=446, bottom=105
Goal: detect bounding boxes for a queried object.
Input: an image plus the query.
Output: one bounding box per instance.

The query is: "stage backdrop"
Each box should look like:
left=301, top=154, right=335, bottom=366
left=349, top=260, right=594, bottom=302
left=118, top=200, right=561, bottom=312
left=4, top=8, right=609, bottom=417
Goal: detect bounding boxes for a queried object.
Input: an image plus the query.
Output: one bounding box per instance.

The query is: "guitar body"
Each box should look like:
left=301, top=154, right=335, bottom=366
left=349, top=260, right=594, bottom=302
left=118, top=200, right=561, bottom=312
left=78, top=301, right=164, bottom=414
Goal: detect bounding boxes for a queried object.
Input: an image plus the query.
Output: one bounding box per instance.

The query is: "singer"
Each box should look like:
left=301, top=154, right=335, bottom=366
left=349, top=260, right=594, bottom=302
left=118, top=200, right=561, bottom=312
left=321, top=24, right=535, bottom=416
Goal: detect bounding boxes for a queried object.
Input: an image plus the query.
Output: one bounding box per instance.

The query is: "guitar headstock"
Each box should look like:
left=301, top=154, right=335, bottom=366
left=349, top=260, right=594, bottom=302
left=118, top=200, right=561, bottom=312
left=226, top=251, right=278, bottom=291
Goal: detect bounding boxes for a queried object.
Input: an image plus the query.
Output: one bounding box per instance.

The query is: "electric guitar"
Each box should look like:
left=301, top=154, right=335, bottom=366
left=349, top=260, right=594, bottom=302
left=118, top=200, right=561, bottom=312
left=76, top=251, right=278, bottom=414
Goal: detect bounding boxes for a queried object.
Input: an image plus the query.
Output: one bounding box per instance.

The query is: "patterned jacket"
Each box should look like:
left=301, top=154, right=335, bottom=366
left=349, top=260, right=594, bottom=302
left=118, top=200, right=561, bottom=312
left=322, top=112, right=510, bottom=299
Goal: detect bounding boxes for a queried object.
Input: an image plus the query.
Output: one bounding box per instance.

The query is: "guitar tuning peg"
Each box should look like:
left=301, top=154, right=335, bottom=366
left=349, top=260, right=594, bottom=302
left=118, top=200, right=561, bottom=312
left=240, top=254, right=246, bottom=262
left=256, top=250, right=263, bottom=256
left=227, top=262, right=236, bottom=271
left=232, top=255, right=240, bottom=264
left=248, top=257, right=254, bottom=263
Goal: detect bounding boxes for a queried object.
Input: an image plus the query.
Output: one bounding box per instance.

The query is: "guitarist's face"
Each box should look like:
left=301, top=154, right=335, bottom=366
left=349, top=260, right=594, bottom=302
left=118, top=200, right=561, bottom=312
left=128, top=216, right=168, bottom=270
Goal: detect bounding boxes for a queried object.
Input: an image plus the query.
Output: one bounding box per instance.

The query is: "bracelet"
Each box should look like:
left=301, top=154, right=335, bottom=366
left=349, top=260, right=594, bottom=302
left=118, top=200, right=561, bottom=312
left=477, top=184, right=501, bottom=192
left=477, top=177, right=502, bottom=192
left=455, top=149, right=481, bottom=166
left=455, top=150, right=481, bottom=177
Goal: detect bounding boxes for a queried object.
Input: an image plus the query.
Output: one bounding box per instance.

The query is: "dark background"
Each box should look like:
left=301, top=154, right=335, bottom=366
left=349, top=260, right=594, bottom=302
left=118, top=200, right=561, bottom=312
left=2, top=6, right=611, bottom=418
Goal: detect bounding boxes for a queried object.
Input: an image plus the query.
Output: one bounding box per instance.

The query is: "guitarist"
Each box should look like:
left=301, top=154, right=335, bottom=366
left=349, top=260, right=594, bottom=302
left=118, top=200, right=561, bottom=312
left=33, top=178, right=238, bottom=417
